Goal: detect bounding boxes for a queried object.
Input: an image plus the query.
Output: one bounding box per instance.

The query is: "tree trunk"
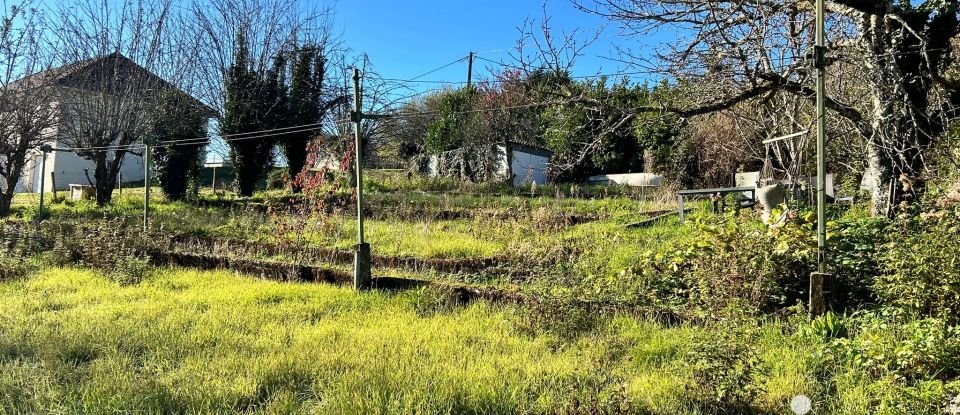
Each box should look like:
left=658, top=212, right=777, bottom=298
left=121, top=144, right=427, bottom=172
left=0, top=193, right=12, bottom=217
left=92, top=151, right=123, bottom=207
left=285, top=139, right=308, bottom=194
left=859, top=11, right=939, bottom=217
left=0, top=160, right=26, bottom=217
left=866, top=136, right=928, bottom=217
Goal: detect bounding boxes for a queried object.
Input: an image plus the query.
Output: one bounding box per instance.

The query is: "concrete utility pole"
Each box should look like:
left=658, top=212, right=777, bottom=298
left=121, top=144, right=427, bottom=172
left=36, top=145, right=51, bottom=228
left=467, top=51, right=474, bottom=88
left=810, top=0, right=829, bottom=318
left=143, top=143, right=151, bottom=233
left=352, top=68, right=372, bottom=290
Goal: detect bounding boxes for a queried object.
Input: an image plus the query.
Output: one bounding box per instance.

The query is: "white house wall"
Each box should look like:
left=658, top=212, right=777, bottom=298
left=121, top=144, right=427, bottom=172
left=16, top=95, right=148, bottom=193
left=42, top=150, right=144, bottom=192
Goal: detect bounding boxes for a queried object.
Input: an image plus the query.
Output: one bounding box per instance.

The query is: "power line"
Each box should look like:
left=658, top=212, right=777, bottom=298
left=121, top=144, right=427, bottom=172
left=52, top=118, right=351, bottom=153
left=400, top=55, right=470, bottom=82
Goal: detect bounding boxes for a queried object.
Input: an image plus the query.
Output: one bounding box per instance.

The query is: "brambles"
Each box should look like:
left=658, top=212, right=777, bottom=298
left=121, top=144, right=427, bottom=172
left=686, top=326, right=767, bottom=411
left=877, top=208, right=960, bottom=322
left=0, top=255, right=35, bottom=282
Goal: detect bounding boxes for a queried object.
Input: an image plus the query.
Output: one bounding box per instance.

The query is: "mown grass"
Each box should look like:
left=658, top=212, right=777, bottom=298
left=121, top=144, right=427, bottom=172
left=0, top=267, right=834, bottom=414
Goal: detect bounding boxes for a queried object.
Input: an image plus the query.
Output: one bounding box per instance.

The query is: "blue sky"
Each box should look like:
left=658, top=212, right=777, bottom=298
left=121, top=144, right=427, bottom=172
left=333, top=0, right=640, bottom=85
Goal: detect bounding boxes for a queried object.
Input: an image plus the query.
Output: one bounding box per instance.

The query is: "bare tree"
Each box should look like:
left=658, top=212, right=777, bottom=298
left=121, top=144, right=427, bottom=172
left=47, top=0, right=176, bottom=206
left=189, top=0, right=335, bottom=113
left=0, top=1, right=58, bottom=215
left=579, top=0, right=960, bottom=215
left=511, top=2, right=602, bottom=79
left=325, top=53, right=416, bottom=175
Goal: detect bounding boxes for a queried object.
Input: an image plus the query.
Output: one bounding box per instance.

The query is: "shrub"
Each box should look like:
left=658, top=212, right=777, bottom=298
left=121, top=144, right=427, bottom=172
left=828, top=214, right=888, bottom=308
left=686, top=326, right=766, bottom=411
left=688, top=212, right=808, bottom=317
left=266, top=169, right=289, bottom=191
left=802, top=311, right=849, bottom=341
left=820, top=310, right=960, bottom=414
left=44, top=218, right=160, bottom=284
left=870, top=380, right=960, bottom=415
left=0, top=255, right=36, bottom=281
left=826, top=311, right=960, bottom=382
left=409, top=286, right=467, bottom=318
left=876, top=208, right=960, bottom=321
left=593, top=212, right=812, bottom=320
left=107, top=254, right=154, bottom=285
left=0, top=223, right=42, bottom=280
left=514, top=297, right=602, bottom=340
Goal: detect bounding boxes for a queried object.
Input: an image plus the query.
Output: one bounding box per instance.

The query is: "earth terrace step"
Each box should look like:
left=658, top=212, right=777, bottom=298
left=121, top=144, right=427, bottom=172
left=166, top=234, right=541, bottom=276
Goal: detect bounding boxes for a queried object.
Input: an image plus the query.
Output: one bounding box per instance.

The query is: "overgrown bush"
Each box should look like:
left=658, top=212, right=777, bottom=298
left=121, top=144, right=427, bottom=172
left=827, top=311, right=960, bottom=382
left=409, top=285, right=467, bottom=318
left=584, top=212, right=811, bottom=320
left=686, top=326, right=766, bottom=411
left=818, top=309, right=960, bottom=414
left=266, top=169, right=289, bottom=191
left=46, top=218, right=158, bottom=284
left=106, top=254, right=154, bottom=285
left=828, top=213, right=888, bottom=308
left=0, top=223, right=43, bottom=280
left=688, top=214, right=806, bottom=317
left=514, top=297, right=602, bottom=340
left=0, top=255, right=36, bottom=281
left=877, top=207, right=960, bottom=321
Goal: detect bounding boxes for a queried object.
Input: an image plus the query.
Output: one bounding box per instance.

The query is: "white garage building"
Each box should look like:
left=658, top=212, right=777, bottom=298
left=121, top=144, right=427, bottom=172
left=500, top=142, right=552, bottom=186
left=427, top=141, right=553, bottom=186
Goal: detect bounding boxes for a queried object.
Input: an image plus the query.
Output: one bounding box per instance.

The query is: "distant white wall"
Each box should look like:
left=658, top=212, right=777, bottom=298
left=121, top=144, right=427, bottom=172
left=46, top=151, right=143, bottom=192
left=734, top=172, right=761, bottom=198
left=588, top=173, right=664, bottom=187
left=735, top=172, right=761, bottom=188
left=25, top=149, right=144, bottom=192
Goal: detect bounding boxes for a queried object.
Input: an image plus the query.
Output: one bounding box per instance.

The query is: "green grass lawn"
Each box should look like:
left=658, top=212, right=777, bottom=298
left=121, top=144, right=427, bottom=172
left=0, top=267, right=847, bottom=415
left=11, top=180, right=699, bottom=269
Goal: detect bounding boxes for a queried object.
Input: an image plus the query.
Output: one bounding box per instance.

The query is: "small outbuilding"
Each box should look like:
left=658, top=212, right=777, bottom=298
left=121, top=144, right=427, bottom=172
left=426, top=141, right=553, bottom=186
left=499, top=142, right=552, bottom=186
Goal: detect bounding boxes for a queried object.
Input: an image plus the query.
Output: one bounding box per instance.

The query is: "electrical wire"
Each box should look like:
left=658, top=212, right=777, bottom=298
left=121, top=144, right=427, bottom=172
left=34, top=44, right=959, bottom=154
left=386, top=55, right=471, bottom=83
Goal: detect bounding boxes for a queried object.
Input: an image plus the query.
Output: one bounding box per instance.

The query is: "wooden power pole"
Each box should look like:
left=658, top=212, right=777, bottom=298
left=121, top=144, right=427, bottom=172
left=467, top=51, right=474, bottom=87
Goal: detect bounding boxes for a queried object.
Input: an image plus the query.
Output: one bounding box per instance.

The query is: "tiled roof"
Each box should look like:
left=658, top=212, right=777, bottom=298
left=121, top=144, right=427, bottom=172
left=9, top=52, right=215, bottom=117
